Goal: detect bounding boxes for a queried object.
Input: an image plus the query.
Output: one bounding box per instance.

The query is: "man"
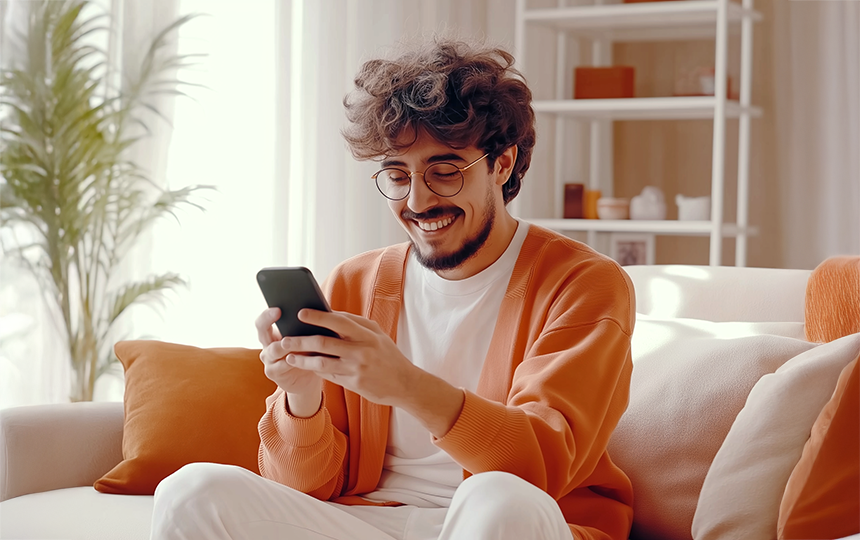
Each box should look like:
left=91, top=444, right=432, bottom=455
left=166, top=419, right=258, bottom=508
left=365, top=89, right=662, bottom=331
left=152, top=39, right=635, bottom=540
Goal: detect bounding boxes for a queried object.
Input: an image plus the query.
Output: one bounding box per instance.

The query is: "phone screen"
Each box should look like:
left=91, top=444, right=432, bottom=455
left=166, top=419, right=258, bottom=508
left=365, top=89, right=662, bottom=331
left=256, top=267, right=338, bottom=338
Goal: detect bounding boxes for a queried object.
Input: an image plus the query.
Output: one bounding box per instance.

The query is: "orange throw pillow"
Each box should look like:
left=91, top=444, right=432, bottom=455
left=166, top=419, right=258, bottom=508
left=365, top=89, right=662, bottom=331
left=805, top=256, right=860, bottom=344
left=94, top=341, right=276, bottom=495
left=777, top=354, right=860, bottom=539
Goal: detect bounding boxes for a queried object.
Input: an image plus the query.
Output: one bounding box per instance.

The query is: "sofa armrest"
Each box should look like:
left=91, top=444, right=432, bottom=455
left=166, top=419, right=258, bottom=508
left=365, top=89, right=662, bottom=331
left=0, top=402, right=123, bottom=501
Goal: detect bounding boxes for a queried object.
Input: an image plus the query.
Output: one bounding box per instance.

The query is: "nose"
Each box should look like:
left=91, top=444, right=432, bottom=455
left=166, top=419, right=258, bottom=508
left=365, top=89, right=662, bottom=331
left=405, top=172, right=440, bottom=214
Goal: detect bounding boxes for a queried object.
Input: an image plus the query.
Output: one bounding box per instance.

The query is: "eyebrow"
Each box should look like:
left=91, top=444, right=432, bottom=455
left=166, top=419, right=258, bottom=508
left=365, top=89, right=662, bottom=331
left=381, top=153, right=465, bottom=168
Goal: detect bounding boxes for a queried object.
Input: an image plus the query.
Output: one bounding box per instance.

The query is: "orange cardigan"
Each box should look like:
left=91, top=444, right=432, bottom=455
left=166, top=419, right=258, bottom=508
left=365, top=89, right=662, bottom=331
left=258, top=225, right=635, bottom=540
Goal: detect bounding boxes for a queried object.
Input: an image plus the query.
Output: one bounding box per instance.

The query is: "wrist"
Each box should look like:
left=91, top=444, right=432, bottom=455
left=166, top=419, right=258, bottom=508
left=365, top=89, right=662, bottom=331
left=399, top=368, right=465, bottom=438
left=392, top=363, right=427, bottom=409
left=285, top=389, right=323, bottom=418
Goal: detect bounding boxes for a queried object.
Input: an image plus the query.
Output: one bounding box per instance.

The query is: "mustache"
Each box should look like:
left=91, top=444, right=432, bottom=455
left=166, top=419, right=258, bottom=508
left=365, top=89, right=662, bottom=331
left=401, top=207, right=462, bottom=221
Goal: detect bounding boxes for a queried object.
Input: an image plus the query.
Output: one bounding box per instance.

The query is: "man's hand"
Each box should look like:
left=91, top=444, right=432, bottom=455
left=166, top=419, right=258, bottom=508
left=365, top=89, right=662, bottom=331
left=280, top=310, right=415, bottom=406
left=255, top=307, right=323, bottom=417
left=284, top=309, right=465, bottom=438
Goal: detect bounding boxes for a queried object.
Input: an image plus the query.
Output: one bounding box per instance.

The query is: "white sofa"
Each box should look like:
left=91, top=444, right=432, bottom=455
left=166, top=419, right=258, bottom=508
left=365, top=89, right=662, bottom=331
left=1, top=264, right=856, bottom=540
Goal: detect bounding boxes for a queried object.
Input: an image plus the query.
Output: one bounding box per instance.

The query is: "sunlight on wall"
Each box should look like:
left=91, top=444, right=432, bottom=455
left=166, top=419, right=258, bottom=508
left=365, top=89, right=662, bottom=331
left=132, top=0, right=277, bottom=350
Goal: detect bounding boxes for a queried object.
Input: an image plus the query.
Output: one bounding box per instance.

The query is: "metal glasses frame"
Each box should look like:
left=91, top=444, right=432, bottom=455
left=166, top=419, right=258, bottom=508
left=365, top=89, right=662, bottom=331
left=372, top=153, right=490, bottom=201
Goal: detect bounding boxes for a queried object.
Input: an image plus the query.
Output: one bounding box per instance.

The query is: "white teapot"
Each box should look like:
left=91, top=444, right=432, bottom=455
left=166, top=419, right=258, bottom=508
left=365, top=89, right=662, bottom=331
left=630, top=186, right=667, bottom=220
left=676, top=194, right=711, bottom=221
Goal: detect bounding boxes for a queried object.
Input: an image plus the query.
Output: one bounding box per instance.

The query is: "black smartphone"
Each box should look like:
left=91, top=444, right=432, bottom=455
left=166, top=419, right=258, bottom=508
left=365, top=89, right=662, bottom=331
left=256, top=267, right=339, bottom=338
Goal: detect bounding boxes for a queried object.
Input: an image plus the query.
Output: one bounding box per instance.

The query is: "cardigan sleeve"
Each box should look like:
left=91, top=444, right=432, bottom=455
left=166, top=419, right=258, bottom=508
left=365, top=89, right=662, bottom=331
left=434, top=256, right=635, bottom=500
left=255, top=248, right=395, bottom=500
left=255, top=257, right=367, bottom=500
left=257, top=387, right=349, bottom=499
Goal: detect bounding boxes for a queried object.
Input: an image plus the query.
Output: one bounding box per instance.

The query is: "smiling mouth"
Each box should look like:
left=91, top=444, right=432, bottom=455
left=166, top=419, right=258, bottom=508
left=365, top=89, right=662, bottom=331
left=415, top=215, right=456, bottom=232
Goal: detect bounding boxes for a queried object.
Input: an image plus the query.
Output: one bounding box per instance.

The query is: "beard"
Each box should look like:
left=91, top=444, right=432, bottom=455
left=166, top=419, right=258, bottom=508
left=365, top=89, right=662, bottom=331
left=407, top=186, right=496, bottom=272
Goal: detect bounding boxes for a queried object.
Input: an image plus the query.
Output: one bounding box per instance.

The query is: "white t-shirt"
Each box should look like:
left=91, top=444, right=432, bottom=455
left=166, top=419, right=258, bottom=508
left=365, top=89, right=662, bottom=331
left=362, top=220, right=530, bottom=508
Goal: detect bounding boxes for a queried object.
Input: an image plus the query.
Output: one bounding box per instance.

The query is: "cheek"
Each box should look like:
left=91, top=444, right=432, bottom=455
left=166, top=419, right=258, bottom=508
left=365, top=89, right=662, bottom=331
left=460, top=182, right=493, bottom=218
left=389, top=200, right=404, bottom=219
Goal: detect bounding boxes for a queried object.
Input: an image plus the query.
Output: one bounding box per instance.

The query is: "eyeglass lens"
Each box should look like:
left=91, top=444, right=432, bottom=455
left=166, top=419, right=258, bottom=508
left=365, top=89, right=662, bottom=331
left=376, top=163, right=463, bottom=200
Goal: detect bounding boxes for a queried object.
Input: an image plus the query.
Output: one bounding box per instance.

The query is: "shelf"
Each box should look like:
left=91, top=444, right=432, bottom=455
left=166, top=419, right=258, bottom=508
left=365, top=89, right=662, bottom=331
left=523, top=1, right=762, bottom=43
left=532, top=97, right=762, bottom=121
left=516, top=0, right=762, bottom=266
left=527, top=218, right=758, bottom=237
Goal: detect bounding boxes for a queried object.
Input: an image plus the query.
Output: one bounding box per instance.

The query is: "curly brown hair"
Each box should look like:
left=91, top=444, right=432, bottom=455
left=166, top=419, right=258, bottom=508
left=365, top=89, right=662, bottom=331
left=342, top=39, right=536, bottom=204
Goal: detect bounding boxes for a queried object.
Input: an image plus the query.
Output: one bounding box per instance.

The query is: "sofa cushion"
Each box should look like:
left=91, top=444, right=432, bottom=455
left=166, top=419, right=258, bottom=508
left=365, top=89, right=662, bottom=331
left=94, top=341, right=276, bottom=495
left=777, top=355, right=860, bottom=539
left=692, top=332, right=860, bottom=540
left=608, top=315, right=811, bottom=540
left=0, top=486, right=152, bottom=540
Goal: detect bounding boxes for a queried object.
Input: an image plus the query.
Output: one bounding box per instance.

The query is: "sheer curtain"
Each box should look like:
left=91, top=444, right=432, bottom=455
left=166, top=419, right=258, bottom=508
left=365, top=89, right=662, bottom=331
left=0, top=0, right=182, bottom=407
left=129, top=0, right=278, bottom=355
left=771, top=1, right=860, bottom=269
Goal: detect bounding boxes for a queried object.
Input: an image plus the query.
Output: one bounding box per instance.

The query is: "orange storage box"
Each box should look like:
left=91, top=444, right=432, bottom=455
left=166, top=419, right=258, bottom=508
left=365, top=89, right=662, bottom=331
left=574, top=66, right=635, bottom=99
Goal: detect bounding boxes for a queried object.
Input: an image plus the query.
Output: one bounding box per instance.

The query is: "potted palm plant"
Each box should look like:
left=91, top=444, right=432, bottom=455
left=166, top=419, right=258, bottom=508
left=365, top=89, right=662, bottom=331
left=0, top=0, right=208, bottom=401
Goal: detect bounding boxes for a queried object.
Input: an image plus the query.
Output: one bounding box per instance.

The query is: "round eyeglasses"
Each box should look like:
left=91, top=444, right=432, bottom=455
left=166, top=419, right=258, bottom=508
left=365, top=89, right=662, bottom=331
left=372, top=153, right=490, bottom=201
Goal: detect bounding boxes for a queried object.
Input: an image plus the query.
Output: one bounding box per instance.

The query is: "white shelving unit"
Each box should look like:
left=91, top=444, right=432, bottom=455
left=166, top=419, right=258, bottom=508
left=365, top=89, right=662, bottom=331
left=513, top=0, right=761, bottom=266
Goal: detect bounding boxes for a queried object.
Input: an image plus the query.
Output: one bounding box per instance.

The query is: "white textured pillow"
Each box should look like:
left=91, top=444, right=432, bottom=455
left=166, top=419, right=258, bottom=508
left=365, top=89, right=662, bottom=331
left=692, top=332, right=860, bottom=540
left=608, top=315, right=811, bottom=540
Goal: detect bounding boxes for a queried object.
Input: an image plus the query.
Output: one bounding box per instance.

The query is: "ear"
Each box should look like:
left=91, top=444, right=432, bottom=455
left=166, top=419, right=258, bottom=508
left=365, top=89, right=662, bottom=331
left=494, top=145, right=518, bottom=187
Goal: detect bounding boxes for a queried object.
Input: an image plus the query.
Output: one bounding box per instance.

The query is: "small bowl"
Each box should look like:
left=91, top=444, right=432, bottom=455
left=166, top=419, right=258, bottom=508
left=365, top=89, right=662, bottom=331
left=596, top=197, right=630, bottom=220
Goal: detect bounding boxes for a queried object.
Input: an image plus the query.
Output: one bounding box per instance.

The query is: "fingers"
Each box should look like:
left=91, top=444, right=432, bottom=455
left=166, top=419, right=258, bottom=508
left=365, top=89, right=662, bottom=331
left=297, top=309, right=378, bottom=337
left=255, top=307, right=282, bottom=346
left=258, top=309, right=381, bottom=374
left=335, top=311, right=380, bottom=331
left=259, top=340, right=288, bottom=366
left=286, top=353, right=347, bottom=376
left=281, top=334, right=345, bottom=358
left=260, top=334, right=342, bottom=366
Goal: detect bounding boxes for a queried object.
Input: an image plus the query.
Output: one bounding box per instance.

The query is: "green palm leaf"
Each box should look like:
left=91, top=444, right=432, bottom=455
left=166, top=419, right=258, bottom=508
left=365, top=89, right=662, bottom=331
left=0, top=0, right=208, bottom=401
left=105, top=273, right=187, bottom=329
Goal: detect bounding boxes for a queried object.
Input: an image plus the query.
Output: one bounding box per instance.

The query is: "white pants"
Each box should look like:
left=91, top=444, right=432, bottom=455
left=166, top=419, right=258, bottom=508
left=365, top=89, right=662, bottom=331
left=150, top=463, right=574, bottom=540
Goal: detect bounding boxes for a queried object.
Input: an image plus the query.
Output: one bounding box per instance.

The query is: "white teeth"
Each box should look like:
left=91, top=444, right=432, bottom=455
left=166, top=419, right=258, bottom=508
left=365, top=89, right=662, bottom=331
left=417, top=216, right=454, bottom=231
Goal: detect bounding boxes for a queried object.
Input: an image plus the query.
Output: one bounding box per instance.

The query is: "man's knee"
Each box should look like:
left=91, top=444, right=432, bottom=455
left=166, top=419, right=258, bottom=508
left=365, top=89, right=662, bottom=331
left=155, top=462, right=250, bottom=510
left=443, top=471, right=571, bottom=540
left=453, top=471, right=555, bottom=519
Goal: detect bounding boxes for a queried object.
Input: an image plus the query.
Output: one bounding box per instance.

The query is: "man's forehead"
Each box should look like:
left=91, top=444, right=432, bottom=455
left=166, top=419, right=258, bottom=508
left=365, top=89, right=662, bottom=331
left=381, top=151, right=467, bottom=168
left=382, top=130, right=474, bottom=165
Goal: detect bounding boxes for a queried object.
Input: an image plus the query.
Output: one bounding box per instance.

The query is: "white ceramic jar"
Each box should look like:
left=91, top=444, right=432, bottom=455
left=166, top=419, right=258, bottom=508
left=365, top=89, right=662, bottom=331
left=676, top=195, right=711, bottom=221
left=596, top=197, right=630, bottom=220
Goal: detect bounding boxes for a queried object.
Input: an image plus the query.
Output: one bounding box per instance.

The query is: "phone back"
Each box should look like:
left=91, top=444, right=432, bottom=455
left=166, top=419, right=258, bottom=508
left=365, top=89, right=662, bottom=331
left=256, top=267, right=338, bottom=338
